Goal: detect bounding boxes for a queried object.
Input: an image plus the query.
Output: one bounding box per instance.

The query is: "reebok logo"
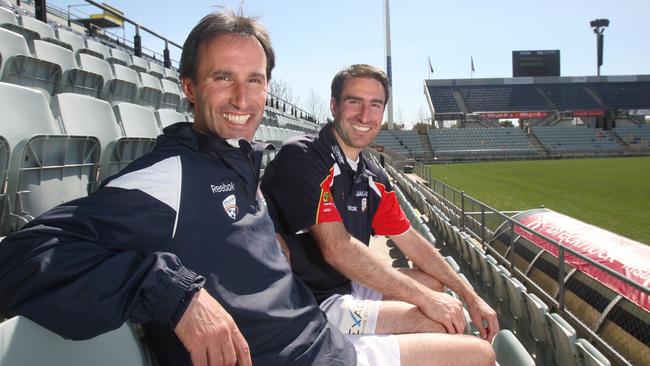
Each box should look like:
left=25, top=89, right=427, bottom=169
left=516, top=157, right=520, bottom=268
left=211, top=182, right=235, bottom=194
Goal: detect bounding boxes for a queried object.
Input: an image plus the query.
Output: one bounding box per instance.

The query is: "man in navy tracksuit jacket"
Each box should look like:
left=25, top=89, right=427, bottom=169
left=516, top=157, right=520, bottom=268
left=0, top=11, right=356, bottom=366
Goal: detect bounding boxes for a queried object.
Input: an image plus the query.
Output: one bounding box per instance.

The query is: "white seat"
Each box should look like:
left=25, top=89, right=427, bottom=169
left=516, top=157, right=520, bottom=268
left=0, top=6, right=17, bottom=26
left=576, top=338, right=611, bottom=366
left=148, top=61, right=165, bottom=79
left=51, top=93, right=153, bottom=184
left=84, top=38, right=110, bottom=60
left=138, top=72, right=162, bottom=109
left=33, top=40, right=102, bottom=97
left=546, top=312, right=578, bottom=366
left=107, top=47, right=131, bottom=66
left=55, top=27, right=86, bottom=56
left=79, top=54, right=138, bottom=104
left=0, top=83, right=99, bottom=232
left=163, top=67, right=179, bottom=82
left=159, top=78, right=181, bottom=110
left=491, top=329, right=535, bottom=366
left=0, top=316, right=151, bottom=366
left=113, top=103, right=162, bottom=138
left=19, top=15, right=54, bottom=40
left=130, top=55, right=150, bottom=73
left=155, top=109, right=186, bottom=130
left=0, top=27, right=60, bottom=96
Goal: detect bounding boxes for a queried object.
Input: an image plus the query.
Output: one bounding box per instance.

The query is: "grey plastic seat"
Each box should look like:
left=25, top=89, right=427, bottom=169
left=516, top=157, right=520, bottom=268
left=163, top=67, right=179, bottom=82
left=575, top=338, right=611, bottom=366
left=0, top=27, right=60, bottom=96
left=84, top=38, right=110, bottom=59
left=546, top=312, right=578, bottom=366
left=491, top=329, right=535, bottom=366
left=0, top=316, right=151, bottom=366
left=130, top=55, right=150, bottom=73
left=51, top=93, right=154, bottom=184
left=107, top=47, right=131, bottom=66
left=79, top=54, right=138, bottom=104
left=521, top=291, right=552, bottom=364
left=444, top=256, right=461, bottom=273
left=155, top=109, right=187, bottom=130
left=503, top=276, right=528, bottom=337
left=33, top=40, right=102, bottom=97
left=0, top=83, right=99, bottom=232
left=138, top=72, right=162, bottom=109
left=113, top=103, right=161, bottom=138
left=148, top=60, right=165, bottom=79
left=0, top=6, right=17, bottom=27
left=159, top=78, right=182, bottom=110
left=54, top=27, right=86, bottom=56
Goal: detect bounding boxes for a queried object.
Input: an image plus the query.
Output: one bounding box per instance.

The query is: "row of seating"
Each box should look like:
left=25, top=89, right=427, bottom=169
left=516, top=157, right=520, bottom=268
left=427, top=80, right=650, bottom=114
left=388, top=166, right=613, bottom=366
left=532, top=126, right=624, bottom=155
left=0, top=82, right=191, bottom=235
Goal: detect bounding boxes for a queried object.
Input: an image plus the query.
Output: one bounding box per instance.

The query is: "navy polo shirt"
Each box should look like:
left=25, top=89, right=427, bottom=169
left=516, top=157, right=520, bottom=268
left=261, top=124, right=410, bottom=303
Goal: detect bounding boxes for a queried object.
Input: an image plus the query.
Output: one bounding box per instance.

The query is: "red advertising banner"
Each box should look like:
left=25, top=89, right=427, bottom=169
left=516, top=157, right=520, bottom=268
left=573, top=110, right=606, bottom=117
left=481, top=111, right=549, bottom=119
left=513, top=209, right=650, bottom=312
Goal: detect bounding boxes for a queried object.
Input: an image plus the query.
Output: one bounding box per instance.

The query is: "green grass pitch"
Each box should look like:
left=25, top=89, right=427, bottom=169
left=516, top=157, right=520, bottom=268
left=426, top=157, right=650, bottom=245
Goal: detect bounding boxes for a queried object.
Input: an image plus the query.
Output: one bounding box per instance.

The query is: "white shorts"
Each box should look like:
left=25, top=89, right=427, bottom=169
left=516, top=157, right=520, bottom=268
left=320, top=281, right=384, bottom=334
left=320, top=282, right=401, bottom=366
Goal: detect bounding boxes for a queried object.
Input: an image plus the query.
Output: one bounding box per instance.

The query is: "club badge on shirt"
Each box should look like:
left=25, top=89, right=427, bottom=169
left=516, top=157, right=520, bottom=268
left=222, top=194, right=238, bottom=220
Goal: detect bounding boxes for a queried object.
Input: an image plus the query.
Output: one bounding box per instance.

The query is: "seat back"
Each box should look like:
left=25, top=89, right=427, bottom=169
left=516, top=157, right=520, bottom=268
left=130, top=55, right=149, bottom=73
left=0, top=83, right=98, bottom=232
left=33, top=39, right=76, bottom=71
left=50, top=93, right=122, bottom=184
left=575, top=338, right=611, bottom=366
left=113, top=103, right=161, bottom=138
left=19, top=15, right=54, bottom=40
left=546, top=312, right=578, bottom=366
left=0, top=316, right=150, bottom=366
left=0, top=7, right=17, bottom=26
left=138, top=72, right=162, bottom=108
left=55, top=27, right=85, bottom=56
left=148, top=61, right=165, bottom=79
left=491, top=329, right=535, bottom=366
left=107, top=47, right=131, bottom=66
left=159, top=78, right=181, bottom=110
left=155, top=109, right=186, bottom=130
left=84, top=38, right=110, bottom=59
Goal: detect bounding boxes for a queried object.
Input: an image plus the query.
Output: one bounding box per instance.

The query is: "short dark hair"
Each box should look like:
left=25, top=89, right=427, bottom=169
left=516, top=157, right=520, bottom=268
left=179, top=11, right=275, bottom=110
left=330, top=64, right=389, bottom=104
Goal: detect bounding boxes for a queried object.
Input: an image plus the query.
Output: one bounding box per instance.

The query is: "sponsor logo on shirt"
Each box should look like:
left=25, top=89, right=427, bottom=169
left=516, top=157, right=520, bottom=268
left=222, top=194, right=238, bottom=220
left=347, top=205, right=358, bottom=212
left=211, top=182, right=235, bottom=194
left=355, top=190, right=368, bottom=197
left=361, top=197, right=367, bottom=213
left=323, top=192, right=331, bottom=203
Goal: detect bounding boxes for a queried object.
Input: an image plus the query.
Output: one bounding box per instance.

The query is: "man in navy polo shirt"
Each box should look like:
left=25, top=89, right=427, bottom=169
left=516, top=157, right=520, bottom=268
left=262, top=64, right=498, bottom=366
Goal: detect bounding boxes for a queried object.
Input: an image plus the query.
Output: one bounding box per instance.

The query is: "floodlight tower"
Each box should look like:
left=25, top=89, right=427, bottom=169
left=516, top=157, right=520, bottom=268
left=590, top=19, right=609, bottom=77
left=384, top=0, right=394, bottom=129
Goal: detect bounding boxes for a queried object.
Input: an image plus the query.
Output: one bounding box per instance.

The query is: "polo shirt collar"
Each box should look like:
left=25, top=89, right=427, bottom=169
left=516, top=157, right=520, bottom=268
left=319, top=123, right=377, bottom=179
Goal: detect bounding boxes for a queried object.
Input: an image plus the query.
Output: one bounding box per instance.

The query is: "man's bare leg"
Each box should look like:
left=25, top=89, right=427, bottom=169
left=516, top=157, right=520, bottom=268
left=375, top=300, right=446, bottom=334
left=397, top=333, right=495, bottom=366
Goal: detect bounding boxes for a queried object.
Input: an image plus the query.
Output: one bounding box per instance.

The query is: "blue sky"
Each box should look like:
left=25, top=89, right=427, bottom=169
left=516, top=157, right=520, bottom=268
left=51, top=0, right=650, bottom=126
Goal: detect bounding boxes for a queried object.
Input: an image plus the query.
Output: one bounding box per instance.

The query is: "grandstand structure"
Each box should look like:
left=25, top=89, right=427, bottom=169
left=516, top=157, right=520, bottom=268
left=373, top=76, right=650, bottom=162
left=0, top=1, right=648, bottom=366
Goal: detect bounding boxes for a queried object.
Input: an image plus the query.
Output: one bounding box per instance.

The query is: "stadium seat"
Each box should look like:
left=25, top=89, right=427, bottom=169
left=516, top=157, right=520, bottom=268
left=107, top=47, right=132, bottom=67
left=546, top=312, right=578, bottom=366
left=130, top=55, right=150, bottom=73
left=51, top=93, right=154, bottom=184
left=54, top=27, right=86, bottom=57
left=520, top=291, right=552, bottom=363
left=148, top=61, right=165, bottom=79
left=159, top=78, right=182, bottom=110
left=575, top=338, right=611, bottom=366
left=0, top=6, right=17, bottom=27
left=0, top=83, right=99, bottom=233
left=78, top=54, right=139, bottom=104
left=491, top=329, right=535, bottom=366
left=0, top=316, right=151, bottom=366
left=33, top=40, right=102, bottom=97
left=0, top=27, right=60, bottom=97
left=163, top=67, right=179, bottom=82
left=503, top=276, right=528, bottom=337
left=0, top=135, right=9, bottom=233
left=155, top=109, right=187, bottom=130
left=138, top=72, right=163, bottom=109
left=113, top=103, right=162, bottom=138
left=84, top=38, right=110, bottom=60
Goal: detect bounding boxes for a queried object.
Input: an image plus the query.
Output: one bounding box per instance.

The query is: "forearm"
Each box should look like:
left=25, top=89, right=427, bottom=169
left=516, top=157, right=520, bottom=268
left=393, top=228, right=477, bottom=301
left=312, top=222, right=429, bottom=304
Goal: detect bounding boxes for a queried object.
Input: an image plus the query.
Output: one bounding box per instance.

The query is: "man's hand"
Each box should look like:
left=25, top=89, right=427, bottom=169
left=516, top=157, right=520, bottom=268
left=466, top=295, right=499, bottom=342
left=416, top=290, right=467, bottom=335
left=174, top=289, right=252, bottom=366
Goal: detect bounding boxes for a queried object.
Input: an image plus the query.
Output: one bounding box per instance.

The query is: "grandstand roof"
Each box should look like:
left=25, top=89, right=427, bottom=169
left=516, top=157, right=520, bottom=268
left=425, top=74, right=650, bottom=120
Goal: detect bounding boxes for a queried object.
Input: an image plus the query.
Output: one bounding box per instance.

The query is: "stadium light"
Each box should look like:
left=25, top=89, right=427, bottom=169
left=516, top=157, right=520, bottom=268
left=590, top=19, right=609, bottom=77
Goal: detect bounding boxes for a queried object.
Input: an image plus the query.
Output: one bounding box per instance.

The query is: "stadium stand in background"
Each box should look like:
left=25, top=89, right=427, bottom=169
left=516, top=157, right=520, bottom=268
left=0, top=1, right=648, bottom=366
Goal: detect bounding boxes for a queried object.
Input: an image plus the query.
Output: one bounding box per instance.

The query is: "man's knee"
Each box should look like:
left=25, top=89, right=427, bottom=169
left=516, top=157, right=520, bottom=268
left=467, top=337, right=496, bottom=366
